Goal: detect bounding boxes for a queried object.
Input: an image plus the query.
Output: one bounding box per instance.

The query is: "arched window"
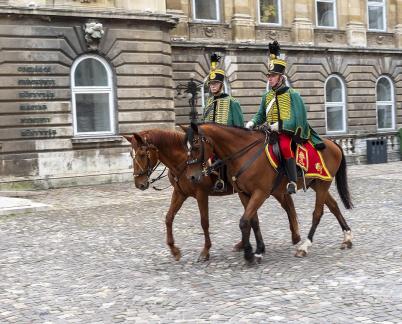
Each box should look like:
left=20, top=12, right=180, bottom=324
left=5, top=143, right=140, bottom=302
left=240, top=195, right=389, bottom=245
left=376, top=76, right=395, bottom=130
left=325, top=75, right=346, bottom=133
left=71, top=55, right=115, bottom=136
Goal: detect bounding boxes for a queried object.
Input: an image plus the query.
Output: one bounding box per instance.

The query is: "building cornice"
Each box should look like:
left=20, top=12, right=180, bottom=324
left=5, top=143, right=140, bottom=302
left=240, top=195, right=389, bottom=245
left=0, top=6, right=178, bottom=26
left=171, top=41, right=402, bottom=54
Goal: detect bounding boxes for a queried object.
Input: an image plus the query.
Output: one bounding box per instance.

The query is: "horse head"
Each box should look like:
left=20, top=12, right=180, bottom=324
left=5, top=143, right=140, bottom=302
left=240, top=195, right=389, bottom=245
left=184, top=123, right=214, bottom=183
left=123, top=132, right=159, bottom=190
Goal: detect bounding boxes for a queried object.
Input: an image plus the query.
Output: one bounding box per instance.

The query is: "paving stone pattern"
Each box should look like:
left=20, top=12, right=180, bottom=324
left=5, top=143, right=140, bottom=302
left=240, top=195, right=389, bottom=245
left=1, top=162, right=402, bottom=323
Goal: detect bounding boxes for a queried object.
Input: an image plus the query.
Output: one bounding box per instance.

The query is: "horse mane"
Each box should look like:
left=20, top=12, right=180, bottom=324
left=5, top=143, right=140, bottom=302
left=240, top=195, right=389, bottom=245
left=140, top=129, right=185, bottom=149
left=198, top=122, right=254, bottom=133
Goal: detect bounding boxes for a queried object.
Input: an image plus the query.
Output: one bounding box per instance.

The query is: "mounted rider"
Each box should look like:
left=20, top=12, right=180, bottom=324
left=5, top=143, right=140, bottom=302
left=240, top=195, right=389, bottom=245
left=202, top=53, right=244, bottom=127
left=246, top=41, right=325, bottom=195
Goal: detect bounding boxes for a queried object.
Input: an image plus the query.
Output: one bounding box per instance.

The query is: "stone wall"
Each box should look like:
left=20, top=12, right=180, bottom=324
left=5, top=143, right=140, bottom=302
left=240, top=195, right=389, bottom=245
left=0, top=8, right=175, bottom=188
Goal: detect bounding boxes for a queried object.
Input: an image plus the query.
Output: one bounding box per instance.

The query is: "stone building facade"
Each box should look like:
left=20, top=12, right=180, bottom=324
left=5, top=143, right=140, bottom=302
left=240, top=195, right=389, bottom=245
left=0, top=1, right=176, bottom=189
left=170, top=0, right=402, bottom=165
left=0, top=0, right=401, bottom=189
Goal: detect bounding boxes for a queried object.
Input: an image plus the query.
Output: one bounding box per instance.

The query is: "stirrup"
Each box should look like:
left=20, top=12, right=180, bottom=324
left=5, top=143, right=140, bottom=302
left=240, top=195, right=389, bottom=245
left=287, top=181, right=297, bottom=194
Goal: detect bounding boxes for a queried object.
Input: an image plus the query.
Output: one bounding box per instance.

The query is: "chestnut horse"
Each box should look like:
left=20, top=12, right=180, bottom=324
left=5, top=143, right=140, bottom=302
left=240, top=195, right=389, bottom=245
left=124, top=129, right=301, bottom=261
left=185, top=123, right=353, bottom=262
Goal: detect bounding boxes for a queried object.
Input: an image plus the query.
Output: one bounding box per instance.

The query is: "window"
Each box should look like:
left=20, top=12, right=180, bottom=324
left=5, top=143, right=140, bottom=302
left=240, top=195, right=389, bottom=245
left=325, top=75, right=346, bottom=133
left=258, top=0, right=282, bottom=25
left=367, top=0, right=386, bottom=31
left=316, top=0, right=337, bottom=28
left=71, top=55, right=115, bottom=136
left=376, top=76, right=395, bottom=130
left=192, top=0, right=219, bottom=22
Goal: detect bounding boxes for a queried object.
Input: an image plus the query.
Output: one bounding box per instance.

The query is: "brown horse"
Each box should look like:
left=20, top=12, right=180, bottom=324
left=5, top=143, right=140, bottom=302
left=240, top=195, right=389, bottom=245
left=185, top=123, right=353, bottom=262
left=124, top=129, right=301, bottom=261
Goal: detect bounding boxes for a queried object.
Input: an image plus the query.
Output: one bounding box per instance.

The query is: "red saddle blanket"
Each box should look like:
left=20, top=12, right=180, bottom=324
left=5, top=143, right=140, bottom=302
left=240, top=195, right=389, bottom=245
left=265, top=141, right=332, bottom=181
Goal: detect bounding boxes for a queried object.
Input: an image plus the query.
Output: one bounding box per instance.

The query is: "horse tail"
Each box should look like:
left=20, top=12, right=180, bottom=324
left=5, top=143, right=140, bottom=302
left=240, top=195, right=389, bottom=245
left=334, top=142, right=353, bottom=209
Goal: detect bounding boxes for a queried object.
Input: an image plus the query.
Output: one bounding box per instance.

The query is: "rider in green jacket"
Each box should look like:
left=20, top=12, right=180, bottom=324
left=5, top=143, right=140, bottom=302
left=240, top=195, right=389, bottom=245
left=202, top=54, right=244, bottom=127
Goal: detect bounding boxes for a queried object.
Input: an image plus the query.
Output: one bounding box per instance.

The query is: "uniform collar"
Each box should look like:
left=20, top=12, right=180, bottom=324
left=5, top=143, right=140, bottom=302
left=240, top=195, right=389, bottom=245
left=214, top=93, right=228, bottom=99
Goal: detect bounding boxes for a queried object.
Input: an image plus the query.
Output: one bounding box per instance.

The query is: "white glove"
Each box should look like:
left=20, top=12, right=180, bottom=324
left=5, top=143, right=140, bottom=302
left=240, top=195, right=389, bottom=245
left=245, top=121, right=255, bottom=129
left=270, top=122, right=278, bottom=131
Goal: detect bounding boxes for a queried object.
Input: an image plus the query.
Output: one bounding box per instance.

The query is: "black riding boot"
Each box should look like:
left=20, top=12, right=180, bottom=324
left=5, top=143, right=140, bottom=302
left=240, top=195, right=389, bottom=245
left=285, top=158, right=298, bottom=194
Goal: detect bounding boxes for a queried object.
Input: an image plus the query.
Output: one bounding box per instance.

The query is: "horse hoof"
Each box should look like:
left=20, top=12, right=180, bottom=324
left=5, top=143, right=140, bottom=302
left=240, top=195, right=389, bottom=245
left=292, top=235, right=301, bottom=245
left=340, top=241, right=353, bottom=250
left=233, top=241, right=244, bottom=252
left=254, top=253, right=263, bottom=264
left=295, top=249, right=307, bottom=258
left=244, top=254, right=255, bottom=264
left=170, top=247, right=181, bottom=261
left=197, top=253, right=210, bottom=262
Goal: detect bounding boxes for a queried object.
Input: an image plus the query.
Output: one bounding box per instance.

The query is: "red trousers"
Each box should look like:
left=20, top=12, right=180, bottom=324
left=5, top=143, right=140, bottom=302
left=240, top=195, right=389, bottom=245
left=278, top=133, right=294, bottom=159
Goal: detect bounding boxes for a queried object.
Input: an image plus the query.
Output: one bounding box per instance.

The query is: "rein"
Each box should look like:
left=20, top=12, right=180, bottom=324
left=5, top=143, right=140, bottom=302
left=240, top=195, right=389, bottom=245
left=206, top=132, right=269, bottom=182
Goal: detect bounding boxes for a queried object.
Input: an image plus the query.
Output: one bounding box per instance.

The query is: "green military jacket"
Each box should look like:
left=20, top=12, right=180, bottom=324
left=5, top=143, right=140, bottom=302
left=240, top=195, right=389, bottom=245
left=251, top=87, right=323, bottom=146
left=203, top=93, right=244, bottom=127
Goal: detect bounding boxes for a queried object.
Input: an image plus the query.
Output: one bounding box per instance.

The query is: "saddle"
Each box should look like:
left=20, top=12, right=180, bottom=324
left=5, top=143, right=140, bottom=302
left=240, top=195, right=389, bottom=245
left=265, top=139, right=332, bottom=181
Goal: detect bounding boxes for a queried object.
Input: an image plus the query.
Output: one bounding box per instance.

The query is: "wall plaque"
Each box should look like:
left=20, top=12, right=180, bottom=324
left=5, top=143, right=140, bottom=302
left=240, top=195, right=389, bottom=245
left=21, top=129, right=57, bottom=137
left=19, top=91, right=55, bottom=99
left=18, top=80, right=56, bottom=86
left=17, top=66, right=51, bottom=73
left=19, top=104, right=48, bottom=111
left=20, top=118, right=51, bottom=124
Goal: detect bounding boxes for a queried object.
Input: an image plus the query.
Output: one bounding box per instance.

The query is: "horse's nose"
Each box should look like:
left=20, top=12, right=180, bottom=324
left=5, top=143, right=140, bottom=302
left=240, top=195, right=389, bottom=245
left=139, top=182, right=149, bottom=190
left=189, top=174, right=200, bottom=183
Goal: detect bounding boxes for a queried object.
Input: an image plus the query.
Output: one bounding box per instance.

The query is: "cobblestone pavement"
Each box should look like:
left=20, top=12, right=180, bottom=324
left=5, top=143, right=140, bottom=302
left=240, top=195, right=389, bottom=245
left=1, top=162, right=402, bottom=323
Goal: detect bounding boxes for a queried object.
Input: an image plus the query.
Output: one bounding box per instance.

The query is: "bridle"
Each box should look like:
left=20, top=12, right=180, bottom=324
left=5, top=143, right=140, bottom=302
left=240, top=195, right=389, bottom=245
left=186, top=127, right=212, bottom=175
left=130, top=142, right=161, bottom=180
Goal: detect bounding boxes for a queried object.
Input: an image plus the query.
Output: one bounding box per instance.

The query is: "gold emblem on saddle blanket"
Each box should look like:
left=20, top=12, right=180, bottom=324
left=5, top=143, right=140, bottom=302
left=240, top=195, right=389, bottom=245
left=296, top=144, right=308, bottom=171
left=315, top=162, right=323, bottom=174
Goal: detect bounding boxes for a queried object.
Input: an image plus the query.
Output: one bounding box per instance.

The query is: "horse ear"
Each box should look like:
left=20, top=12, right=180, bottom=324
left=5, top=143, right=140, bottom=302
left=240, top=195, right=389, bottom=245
left=133, top=133, right=144, bottom=146
left=190, top=122, right=199, bottom=134
left=122, top=135, right=133, bottom=143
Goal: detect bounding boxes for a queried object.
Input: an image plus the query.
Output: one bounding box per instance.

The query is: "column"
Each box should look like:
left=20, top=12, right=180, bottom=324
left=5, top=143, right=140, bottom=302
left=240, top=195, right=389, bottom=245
left=291, top=0, right=314, bottom=45
left=166, top=0, right=188, bottom=40
left=231, top=0, right=255, bottom=42
left=395, top=0, right=402, bottom=48
left=346, top=0, right=366, bottom=47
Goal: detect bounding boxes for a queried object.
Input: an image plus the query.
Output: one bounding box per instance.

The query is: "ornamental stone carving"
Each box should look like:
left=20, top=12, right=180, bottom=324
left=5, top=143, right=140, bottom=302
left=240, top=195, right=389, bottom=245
left=189, top=24, right=230, bottom=41
left=314, top=30, right=346, bottom=46
left=84, top=22, right=104, bottom=51
left=367, top=32, right=394, bottom=47
left=255, top=27, right=291, bottom=44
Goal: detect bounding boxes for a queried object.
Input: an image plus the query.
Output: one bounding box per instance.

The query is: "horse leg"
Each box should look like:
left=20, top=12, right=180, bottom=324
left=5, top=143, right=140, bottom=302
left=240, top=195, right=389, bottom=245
left=166, top=189, right=186, bottom=261
left=240, top=191, right=268, bottom=263
left=235, top=192, right=266, bottom=261
left=295, top=183, right=328, bottom=257
left=273, top=193, right=301, bottom=245
left=196, top=192, right=211, bottom=262
left=234, top=193, right=265, bottom=261
left=325, top=192, right=353, bottom=250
